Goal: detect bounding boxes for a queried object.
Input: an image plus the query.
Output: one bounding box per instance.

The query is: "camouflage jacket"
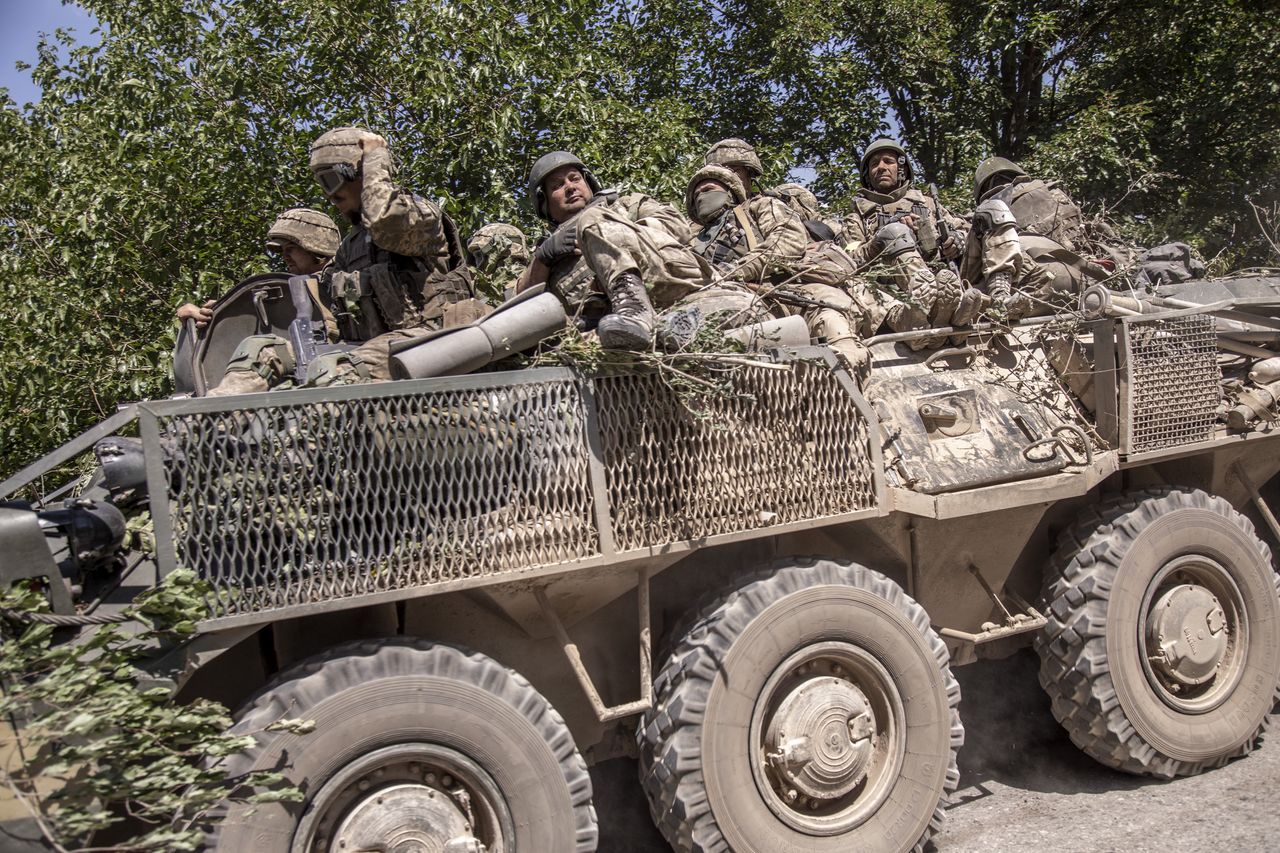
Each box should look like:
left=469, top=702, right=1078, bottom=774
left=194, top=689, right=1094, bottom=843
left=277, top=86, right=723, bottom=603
left=690, top=195, right=808, bottom=285
left=846, top=186, right=967, bottom=264
left=324, top=147, right=472, bottom=341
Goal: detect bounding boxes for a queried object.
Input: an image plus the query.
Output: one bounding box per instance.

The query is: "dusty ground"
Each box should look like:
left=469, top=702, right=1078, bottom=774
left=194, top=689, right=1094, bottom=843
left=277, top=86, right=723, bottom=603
left=595, top=649, right=1280, bottom=852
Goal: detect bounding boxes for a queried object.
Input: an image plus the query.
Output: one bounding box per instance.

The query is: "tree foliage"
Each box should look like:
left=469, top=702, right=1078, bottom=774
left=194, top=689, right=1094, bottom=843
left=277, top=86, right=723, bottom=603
left=1, top=0, right=1277, bottom=475
left=0, top=568, right=307, bottom=851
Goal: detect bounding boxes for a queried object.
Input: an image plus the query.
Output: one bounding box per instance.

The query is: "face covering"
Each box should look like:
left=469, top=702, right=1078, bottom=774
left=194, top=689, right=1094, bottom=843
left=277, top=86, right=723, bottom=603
left=695, top=189, right=733, bottom=224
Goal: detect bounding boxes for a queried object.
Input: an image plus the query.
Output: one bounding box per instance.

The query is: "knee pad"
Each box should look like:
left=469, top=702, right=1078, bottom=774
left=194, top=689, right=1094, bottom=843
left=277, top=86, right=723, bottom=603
left=874, top=222, right=917, bottom=259
left=973, top=198, right=1017, bottom=232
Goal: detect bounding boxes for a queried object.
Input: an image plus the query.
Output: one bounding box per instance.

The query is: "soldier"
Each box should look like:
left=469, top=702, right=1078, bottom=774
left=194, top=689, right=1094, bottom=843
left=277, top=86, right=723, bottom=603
left=964, top=157, right=1100, bottom=318
left=176, top=208, right=340, bottom=328
left=212, top=127, right=476, bottom=395
left=519, top=150, right=708, bottom=351
left=467, top=223, right=531, bottom=303
left=685, top=165, right=871, bottom=368
left=844, top=138, right=975, bottom=334
left=704, top=137, right=764, bottom=197
left=768, top=182, right=846, bottom=244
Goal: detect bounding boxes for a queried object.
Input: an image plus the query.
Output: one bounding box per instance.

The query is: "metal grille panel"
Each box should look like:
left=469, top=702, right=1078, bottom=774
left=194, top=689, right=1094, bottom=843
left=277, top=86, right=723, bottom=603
left=1124, top=313, right=1220, bottom=453
left=595, top=360, right=876, bottom=551
left=158, top=380, right=598, bottom=615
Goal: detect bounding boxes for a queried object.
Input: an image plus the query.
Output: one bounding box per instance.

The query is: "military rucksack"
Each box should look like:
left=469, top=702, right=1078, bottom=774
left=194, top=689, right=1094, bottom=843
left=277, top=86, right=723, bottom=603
left=994, top=178, right=1084, bottom=252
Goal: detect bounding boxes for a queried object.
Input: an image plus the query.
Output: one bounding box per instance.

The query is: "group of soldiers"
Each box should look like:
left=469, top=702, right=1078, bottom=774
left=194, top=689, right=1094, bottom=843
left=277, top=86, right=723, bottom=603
left=184, top=126, right=1101, bottom=394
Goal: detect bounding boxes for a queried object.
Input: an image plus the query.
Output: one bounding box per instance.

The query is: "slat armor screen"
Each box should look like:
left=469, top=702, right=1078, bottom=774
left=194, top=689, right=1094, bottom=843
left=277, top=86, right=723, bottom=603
left=1124, top=313, right=1221, bottom=453
left=160, top=379, right=597, bottom=614
left=595, top=360, right=876, bottom=551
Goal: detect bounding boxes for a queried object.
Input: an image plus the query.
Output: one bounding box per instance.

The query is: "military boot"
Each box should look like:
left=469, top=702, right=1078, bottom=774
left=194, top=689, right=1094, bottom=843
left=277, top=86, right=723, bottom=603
left=597, top=270, right=656, bottom=351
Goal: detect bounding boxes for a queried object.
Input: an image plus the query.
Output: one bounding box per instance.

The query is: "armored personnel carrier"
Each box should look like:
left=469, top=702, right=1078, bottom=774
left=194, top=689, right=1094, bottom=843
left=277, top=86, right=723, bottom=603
left=4, top=271, right=1280, bottom=852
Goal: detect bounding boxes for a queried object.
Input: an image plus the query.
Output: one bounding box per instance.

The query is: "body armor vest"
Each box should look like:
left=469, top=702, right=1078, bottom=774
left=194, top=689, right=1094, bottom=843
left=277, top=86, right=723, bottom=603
left=324, top=212, right=472, bottom=342
left=691, top=203, right=763, bottom=273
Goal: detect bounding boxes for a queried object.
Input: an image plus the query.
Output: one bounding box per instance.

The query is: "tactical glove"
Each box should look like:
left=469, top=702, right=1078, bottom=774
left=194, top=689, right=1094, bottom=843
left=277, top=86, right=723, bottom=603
left=534, top=225, right=579, bottom=266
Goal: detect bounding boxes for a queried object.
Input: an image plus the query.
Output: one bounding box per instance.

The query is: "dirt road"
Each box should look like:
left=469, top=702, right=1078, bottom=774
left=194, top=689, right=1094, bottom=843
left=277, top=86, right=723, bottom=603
left=597, top=649, right=1280, bottom=852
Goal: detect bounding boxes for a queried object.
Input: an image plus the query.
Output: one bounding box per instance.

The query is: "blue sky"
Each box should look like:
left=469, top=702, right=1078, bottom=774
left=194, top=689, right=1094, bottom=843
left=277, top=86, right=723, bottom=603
left=0, top=0, right=98, bottom=106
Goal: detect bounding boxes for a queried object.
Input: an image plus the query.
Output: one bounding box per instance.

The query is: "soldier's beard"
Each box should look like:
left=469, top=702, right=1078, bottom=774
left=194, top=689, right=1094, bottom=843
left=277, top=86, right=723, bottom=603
left=344, top=208, right=362, bottom=224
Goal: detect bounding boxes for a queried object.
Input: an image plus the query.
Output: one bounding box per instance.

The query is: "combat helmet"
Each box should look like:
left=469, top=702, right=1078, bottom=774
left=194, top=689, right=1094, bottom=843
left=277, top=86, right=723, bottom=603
left=527, top=151, right=602, bottom=222
left=705, top=138, right=763, bottom=178
left=467, top=223, right=531, bottom=267
left=769, top=182, right=820, bottom=218
left=859, top=138, right=912, bottom=190
left=309, top=126, right=379, bottom=194
left=974, top=156, right=1028, bottom=202
left=265, top=208, right=341, bottom=258
left=685, top=164, right=747, bottom=224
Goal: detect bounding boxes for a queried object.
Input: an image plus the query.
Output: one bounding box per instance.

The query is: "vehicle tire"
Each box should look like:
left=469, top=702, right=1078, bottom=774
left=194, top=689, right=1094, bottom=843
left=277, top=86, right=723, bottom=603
left=637, top=557, right=962, bottom=853
left=209, top=638, right=597, bottom=852
left=1036, top=487, right=1280, bottom=778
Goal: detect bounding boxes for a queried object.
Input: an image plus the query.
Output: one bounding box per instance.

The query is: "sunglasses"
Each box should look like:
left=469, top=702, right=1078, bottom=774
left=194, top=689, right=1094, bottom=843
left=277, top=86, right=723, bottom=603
left=313, top=162, right=359, bottom=195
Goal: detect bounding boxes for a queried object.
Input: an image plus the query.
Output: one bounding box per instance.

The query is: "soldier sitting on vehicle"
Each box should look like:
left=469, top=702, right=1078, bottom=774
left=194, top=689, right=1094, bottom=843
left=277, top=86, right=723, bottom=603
left=517, top=150, right=711, bottom=351
left=684, top=165, right=872, bottom=369
left=210, top=127, right=479, bottom=395
left=963, top=156, right=1106, bottom=319
left=844, top=138, right=982, bottom=336
left=175, top=208, right=340, bottom=329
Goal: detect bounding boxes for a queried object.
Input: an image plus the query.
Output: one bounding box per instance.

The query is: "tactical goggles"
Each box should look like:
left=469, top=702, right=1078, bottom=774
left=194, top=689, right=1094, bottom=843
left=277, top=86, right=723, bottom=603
left=313, top=162, right=359, bottom=195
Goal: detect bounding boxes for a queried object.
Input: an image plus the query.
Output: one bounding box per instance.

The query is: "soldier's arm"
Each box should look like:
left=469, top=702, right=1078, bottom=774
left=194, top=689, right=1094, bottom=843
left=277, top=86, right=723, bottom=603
left=359, top=146, right=446, bottom=258
left=728, top=199, right=808, bottom=283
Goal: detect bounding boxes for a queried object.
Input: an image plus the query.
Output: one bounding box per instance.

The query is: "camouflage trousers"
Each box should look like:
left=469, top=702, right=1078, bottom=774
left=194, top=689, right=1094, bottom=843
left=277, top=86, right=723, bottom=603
left=785, top=282, right=873, bottom=370
left=207, top=328, right=432, bottom=396
left=567, top=202, right=712, bottom=311
left=973, top=225, right=1079, bottom=316
left=863, top=249, right=964, bottom=347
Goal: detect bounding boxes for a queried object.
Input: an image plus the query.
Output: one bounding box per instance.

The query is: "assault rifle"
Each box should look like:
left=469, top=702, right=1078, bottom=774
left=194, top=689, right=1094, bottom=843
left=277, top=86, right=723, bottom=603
left=928, top=183, right=961, bottom=275
left=287, top=275, right=350, bottom=384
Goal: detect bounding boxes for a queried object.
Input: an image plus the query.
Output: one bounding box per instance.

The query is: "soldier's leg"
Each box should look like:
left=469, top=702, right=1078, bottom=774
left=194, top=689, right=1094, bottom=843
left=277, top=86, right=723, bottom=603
left=791, top=282, right=871, bottom=370
left=207, top=334, right=294, bottom=396
left=310, top=328, right=435, bottom=386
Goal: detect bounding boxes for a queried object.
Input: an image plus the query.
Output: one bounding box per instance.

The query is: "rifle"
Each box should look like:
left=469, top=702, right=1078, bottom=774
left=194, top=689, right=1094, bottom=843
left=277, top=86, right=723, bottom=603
left=287, top=274, right=343, bottom=385
left=928, top=183, right=962, bottom=275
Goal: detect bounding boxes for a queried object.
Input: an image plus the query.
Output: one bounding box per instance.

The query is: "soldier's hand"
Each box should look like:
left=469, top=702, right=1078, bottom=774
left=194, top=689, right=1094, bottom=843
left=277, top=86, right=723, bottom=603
left=941, top=232, right=963, bottom=260
left=899, top=213, right=921, bottom=233
left=534, top=224, right=580, bottom=266
left=359, top=133, right=388, bottom=154
left=176, top=299, right=215, bottom=328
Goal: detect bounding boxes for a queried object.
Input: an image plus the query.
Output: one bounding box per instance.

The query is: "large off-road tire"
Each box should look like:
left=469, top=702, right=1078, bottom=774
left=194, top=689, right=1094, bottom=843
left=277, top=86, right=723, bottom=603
left=210, top=638, right=597, bottom=852
left=1036, top=487, right=1280, bottom=778
left=638, top=558, right=962, bottom=853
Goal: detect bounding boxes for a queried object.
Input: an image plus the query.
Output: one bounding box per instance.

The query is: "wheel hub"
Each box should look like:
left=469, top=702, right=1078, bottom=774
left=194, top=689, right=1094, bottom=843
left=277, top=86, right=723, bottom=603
left=765, top=675, right=876, bottom=802
left=331, top=782, right=484, bottom=853
left=1146, top=583, right=1229, bottom=687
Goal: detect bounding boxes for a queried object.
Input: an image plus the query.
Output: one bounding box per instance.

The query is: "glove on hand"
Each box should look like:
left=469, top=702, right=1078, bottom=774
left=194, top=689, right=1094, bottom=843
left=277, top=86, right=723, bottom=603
left=535, top=225, right=579, bottom=266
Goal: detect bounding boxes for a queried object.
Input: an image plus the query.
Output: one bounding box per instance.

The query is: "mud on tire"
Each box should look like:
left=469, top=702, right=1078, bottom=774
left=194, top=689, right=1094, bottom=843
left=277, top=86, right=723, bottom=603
left=209, top=638, right=597, bottom=852
left=637, top=557, right=962, bottom=853
left=1036, top=487, right=1280, bottom=778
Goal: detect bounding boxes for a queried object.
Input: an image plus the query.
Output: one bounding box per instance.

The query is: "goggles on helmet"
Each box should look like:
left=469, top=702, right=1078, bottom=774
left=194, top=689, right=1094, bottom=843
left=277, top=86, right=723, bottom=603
left=313, top=162, right=359, bottom=195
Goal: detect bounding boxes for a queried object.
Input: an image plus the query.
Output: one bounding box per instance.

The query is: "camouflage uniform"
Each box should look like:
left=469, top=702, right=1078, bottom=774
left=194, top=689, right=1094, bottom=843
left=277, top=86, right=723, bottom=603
left=846, top=139, right=969, bottom=335
left=962, top=157, right=1095, bottom=318
left=213, top=128, right=475, bottom=395
left=766, top=182, right=847, bottom=245
left=467, top=223, right=531, bottom=303
left=686, top=165, right=870, bottom=368
left=546, top=190, right=709, bottom=321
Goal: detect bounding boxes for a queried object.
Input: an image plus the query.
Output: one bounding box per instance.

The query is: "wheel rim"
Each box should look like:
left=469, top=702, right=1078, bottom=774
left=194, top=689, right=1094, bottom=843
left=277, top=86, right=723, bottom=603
left=1138, top=554, right=1249, bottom=714
left=292, top=743, right=513, bottom=853
left=748, top=641, right=905, bottom=835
